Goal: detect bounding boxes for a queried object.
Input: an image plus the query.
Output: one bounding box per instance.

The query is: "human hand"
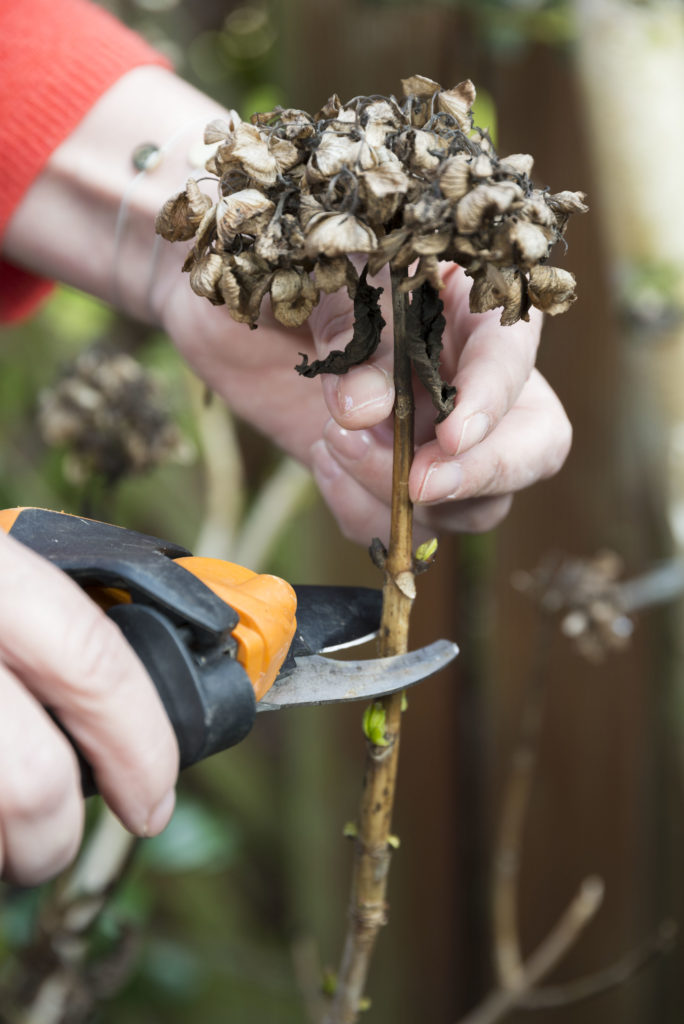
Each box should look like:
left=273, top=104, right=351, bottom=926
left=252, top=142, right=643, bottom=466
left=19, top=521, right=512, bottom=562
left=162, top=261, right=571, bottom=545
left=0, top=531, right=178, bottom=885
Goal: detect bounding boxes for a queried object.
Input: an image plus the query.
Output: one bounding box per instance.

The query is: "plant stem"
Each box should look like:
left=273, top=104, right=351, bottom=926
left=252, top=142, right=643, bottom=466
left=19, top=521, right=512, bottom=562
left=325, top=270, right=415, bottom=1024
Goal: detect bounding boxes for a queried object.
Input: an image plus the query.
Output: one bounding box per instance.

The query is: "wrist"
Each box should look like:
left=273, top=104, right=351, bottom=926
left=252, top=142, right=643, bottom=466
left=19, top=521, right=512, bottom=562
left=2, top=67, right=230, bottom=325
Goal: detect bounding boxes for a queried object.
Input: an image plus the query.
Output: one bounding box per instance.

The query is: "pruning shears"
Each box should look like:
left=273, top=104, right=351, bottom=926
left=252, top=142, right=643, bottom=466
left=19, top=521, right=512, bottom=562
left=0, top=508, right=458, bottom=789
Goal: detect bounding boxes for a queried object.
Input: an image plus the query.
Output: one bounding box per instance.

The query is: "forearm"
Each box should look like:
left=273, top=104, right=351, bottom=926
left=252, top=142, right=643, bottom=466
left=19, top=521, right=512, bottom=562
left=2, top=66, right=230, bottom=324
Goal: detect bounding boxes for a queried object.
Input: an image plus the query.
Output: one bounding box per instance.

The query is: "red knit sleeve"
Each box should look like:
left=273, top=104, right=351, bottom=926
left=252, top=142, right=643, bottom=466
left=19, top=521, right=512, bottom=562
left=0, top=0, right=171, bottom=323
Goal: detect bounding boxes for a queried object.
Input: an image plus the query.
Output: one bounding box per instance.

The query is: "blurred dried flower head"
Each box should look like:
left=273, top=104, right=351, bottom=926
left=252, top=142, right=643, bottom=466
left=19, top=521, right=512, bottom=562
left=157, top=76, right=586, bottom=421
left=39, top=348, right=191, bottom=486
left=512, top=551, right=633, bottom=662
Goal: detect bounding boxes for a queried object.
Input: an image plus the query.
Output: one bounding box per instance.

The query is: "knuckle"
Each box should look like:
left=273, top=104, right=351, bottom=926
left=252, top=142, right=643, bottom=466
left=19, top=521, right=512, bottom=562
left=64, top=610, right=133, bottom=699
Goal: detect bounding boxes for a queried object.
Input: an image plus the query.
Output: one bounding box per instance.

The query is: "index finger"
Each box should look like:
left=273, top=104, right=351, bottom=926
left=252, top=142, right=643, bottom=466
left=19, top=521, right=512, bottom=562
left=0, top=532, right=179, bottom=836
left=435, top=265, right=543, bottom=456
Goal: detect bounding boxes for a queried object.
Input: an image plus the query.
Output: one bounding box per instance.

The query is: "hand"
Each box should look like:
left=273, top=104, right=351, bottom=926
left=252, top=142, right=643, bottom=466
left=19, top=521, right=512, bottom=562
left=162, top=262, right=571, bottom=545
left=0, top=531, right=178, bottom=885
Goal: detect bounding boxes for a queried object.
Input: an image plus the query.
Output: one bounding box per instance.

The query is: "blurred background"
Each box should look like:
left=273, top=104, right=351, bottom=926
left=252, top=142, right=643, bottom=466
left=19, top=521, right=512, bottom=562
left=2, top=1, right=684, bottom=1022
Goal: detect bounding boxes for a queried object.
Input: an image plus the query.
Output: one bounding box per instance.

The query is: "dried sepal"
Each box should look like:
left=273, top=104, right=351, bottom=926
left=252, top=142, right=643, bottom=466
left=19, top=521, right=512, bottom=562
left=219, top=252, right=273, bottom=326
left=217, top=123, right=278, bottom=186
left=270, top=269, right=320, bottom=327
left=528, top=265, right=578, bottom=315
left=500, top=153, right=534, bottom=177
left=216, top=189, right=275, bottom=248
left=469, top=265, right=529, bottom=326
left=155, top=178, right=213, bottom=242
left=304, top=211, right=377, bottom=258
left=204, top=115, right=241, bottom=144
left=436, top=79, right=476, bottom=132
left=455, top=182, right=522, bottom=234
left=314, top=256, right=359, bottom=297
left=188, top=252, right=224, bottom=304
left=159, top=74, right=585, bottom=358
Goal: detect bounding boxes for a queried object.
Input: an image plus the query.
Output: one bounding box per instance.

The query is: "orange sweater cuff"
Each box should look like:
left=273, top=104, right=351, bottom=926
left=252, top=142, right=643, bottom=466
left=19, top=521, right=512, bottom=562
left=0, top=0, right=171, bottom=322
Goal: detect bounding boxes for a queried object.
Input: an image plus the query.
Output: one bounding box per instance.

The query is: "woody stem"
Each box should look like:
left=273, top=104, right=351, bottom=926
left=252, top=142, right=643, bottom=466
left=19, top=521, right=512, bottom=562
left=324, top=268, right=415, bottom=1024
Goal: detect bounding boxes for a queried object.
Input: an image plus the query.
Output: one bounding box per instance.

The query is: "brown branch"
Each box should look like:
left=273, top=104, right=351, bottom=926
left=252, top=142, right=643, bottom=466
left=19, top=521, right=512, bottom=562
left=492, top=625, right=552, bottom=988
left=324, top=270, right=415, bottom=1024
left=519, top=918, right=678, bottom=1009
left=457, top=877, right=604, bottom=1024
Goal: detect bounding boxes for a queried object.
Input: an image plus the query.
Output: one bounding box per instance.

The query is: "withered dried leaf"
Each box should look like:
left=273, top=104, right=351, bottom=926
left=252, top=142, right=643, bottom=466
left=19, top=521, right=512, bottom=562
left=406, top=282, right=456, bottom=422
left=295, top=267, right=384, bottom=376
left=528, top=265, right=577, bottom=315
left=155, top=179, right=213, bottom=242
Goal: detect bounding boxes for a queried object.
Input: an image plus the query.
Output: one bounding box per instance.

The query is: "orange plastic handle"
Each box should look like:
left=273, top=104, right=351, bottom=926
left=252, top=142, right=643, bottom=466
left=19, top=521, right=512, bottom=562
left=174, top=557, right=297, bottom=701
left=0, top=507, right=297, bottom=701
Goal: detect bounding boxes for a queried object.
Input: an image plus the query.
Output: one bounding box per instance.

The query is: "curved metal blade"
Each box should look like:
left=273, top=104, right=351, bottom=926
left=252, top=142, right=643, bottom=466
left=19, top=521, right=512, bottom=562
left=257, top=639, right=459, bottom=711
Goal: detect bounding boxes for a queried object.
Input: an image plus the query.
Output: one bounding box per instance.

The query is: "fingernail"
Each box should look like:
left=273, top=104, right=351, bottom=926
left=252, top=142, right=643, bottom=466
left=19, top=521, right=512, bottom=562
left=323, top=420, right=371, bottom=461
left=417, top=460, right=463, bottom=504
left=145, top=788, right=176, bottom=837
left=310, top=439, right=342, bottom=482
left=457, top=412, right=491, bottom=454
left=336, top=366, right=392, bottom=418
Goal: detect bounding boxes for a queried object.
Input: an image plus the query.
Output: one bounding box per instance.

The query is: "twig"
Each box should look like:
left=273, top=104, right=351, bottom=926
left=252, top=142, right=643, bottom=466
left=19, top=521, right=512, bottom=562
left=19, top=807, right=136, bottom=1024
left=456, top=877, right=604, bottom=1024
left=231, top=457, right=313, bottom=570
left=324, top=270, right=415, bottom=1023
left=189, top=373, right=245, bottom=559
left=519, top=918, right=678, bottom=1009
left=492, top=624, right=552, bottom=989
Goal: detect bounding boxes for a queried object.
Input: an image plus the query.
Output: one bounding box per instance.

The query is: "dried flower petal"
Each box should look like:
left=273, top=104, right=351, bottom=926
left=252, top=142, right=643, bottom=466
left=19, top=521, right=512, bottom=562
left=359, top=162, right=410, bottom=222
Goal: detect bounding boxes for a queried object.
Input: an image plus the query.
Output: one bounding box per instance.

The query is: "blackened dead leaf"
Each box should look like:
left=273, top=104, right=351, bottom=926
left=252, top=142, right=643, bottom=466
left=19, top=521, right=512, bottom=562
left=295, top=267, right=385, bottom=377
left=406, top=282, right=456, bottom=423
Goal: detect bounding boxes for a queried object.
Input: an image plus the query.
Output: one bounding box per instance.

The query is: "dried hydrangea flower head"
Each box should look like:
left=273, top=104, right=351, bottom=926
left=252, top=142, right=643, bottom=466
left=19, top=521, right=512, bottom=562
left=39, top=348, right=189, bottom=486
left=157, top=75, right=586, bottom=419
